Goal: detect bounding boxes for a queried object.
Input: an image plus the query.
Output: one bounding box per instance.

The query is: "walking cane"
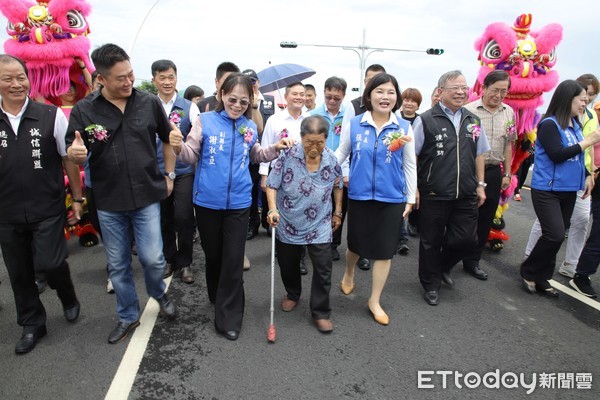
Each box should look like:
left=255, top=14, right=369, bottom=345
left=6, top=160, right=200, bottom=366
left=267, top=220, right=277, bottom=343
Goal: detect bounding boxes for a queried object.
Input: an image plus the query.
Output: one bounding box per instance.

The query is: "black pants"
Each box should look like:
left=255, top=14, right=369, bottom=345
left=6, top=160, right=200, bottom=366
left=195, top=205, right=249, bottom=332
left=576, top=185, right=600, bottom=277
left=0, top=213, right=77, bottom=333
left=248, top=163, right=262, bottom=231
left=463, top=164, right=502, bottom=268
left=332, top=186, right=348, bottom=248
left=521, top=189, right=576, bottom=282
left=276, top=241, right=332, bottom=319
left=161, top=173, right=194, bottom=269
left=515, top=155, right=533, bottom=193
left=418, top=197, right=478, bottom=291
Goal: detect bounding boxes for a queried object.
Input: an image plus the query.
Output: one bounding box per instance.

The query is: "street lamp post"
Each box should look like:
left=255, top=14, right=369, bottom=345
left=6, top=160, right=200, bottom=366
left=128, top=0, right=161, bottom=56
left=281, top=28, right=444, bottom=94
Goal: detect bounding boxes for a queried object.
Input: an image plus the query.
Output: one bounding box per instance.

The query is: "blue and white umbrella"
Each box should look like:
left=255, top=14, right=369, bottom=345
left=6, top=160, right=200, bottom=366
left=257, top=63, right=315, bottom=94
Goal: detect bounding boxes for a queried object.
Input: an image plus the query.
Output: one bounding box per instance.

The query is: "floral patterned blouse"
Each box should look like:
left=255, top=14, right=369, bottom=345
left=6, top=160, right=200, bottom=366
left=267, top=143, right=343, bottom=245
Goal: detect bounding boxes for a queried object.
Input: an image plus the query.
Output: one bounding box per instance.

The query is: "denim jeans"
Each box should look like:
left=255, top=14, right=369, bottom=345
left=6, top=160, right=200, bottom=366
left=576, top=194, right=600, bottom=277
left=98, top=203, right=166, bottom=323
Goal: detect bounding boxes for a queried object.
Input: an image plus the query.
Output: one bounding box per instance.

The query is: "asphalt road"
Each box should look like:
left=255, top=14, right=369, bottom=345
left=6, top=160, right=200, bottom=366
left=0, top=188, right=598, bottom=400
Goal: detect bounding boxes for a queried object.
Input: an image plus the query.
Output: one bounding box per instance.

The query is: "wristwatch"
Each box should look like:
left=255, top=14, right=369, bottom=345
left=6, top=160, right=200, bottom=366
left=477, top=181, right=487, bottom=188
left=165, top=172, right=176, bottom=181
left=503, top=173, right=511, bottom=178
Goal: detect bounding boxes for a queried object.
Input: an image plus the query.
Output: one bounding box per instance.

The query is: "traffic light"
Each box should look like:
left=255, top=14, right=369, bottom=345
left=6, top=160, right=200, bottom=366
left=426, top=48, right=444, bottom=55
left=280, top=41, right=298, bottom=48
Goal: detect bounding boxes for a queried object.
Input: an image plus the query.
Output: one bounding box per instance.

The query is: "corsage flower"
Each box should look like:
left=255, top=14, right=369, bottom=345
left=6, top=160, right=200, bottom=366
left=279, top=128, right=289, bottom=139
left=334, top=120, right=342, bottom=135
left=85, top=124, right=109, bottom=143
left=383, top=129, right=408, bottom=152
left=238, top=124, right=255, bottom=143
left=169, top=110, right=185, bottom=126
left=505, top=120, right=516, bottom=137
left=467, top=123, right=481, bottom=141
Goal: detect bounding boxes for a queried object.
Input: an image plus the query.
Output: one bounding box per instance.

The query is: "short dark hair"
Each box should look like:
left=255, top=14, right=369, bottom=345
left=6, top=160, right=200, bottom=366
left=324, top=77, right=347, bottom=94
left=365, top=64, right=386, bottom=76
left=91, top=43, right=129, bottom=77
left=304, top=84, right=316, bottom=93
left=300, top=115, right=329, bottom=139
left=284, top=81, right=304, bottom=95
left=401, top=88, right=423, bottom=107
left=362, top=73, right=402, bottom=113
left=216, top=62, right=240, bottom=80
left=215, top=73, right=254, bottom=119
left=483, top=70, right=511, bottom=90
left=576, top=73, right=599, bottom=95
left=151, top=59, right=177, bottom=77
left=543, top=79, right=586, bottom=129
left=183, top=85, right=204, bottom=101
left=0, top=54, right=28, bottom=77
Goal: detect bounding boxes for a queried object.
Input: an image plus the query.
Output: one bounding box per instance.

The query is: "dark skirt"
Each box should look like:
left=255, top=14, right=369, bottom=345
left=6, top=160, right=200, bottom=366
left=347, top=199, right=405, bottom=260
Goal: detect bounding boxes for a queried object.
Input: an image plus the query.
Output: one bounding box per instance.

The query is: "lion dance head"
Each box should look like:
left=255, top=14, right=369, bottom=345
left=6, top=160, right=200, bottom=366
left=0, top=0, right=93, bottom=101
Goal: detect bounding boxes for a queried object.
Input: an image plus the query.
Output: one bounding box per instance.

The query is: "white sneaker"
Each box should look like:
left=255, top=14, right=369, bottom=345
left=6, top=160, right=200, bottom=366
left=558, top=262, right=575, bottom=278
left=107, top=278, right=115, bottom=294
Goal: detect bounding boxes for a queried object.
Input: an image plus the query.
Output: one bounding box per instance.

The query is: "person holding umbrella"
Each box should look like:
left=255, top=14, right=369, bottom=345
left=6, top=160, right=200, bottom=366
left=266, top=115, right=343, bottom=333
left=170, top=73, right=293, bottom=341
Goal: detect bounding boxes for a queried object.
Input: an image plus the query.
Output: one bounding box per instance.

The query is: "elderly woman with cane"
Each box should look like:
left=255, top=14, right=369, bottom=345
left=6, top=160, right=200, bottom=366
left=266, top=115, right=343, bottom=333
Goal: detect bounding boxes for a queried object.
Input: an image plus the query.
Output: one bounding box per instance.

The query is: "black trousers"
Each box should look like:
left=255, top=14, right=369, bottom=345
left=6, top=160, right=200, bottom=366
left=276, top=241, right=332, bottom=319
left=418, top=197, right=478, bottom=291
left=521, top=189, right=576, bottom=282
left=463, top=164, right=502, bottom=268
left=0, top=212, right=77, bottom=333
left=161, top=173, right=194, bottom=269
left=195, top=205, right=249, bottom=332
left=331, top=186, right=348, bottom=248
left=248, top=163, right=262, bottom=231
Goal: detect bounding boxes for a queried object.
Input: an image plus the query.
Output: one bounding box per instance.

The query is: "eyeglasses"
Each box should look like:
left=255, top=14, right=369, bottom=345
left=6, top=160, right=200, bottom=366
left=488, top=88, right=508, bottom=96
left=441, top=85, right=469, bottom=93
left=324, top=95, right=343, bottom=102
left=226, top=97, right=250, bottom=107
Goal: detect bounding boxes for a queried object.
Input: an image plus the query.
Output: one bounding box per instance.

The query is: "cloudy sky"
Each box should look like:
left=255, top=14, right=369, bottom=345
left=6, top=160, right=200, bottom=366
left=0, top=0, right=596, bottom=109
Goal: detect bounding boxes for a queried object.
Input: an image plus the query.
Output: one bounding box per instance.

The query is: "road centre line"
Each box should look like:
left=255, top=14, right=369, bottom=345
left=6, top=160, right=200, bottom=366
left=104, top=276, right=173, bottom=400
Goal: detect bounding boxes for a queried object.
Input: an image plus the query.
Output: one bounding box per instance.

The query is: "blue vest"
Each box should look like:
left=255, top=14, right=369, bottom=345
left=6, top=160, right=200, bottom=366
left=192, top=111, right=258, bottom=210
left=531, top=116, right=585, bottom=192
left=156, top=96, right=194, bottom=175
left=348, top=115, right=410, bottom=203
left=311, top=103, right=346, bottom=151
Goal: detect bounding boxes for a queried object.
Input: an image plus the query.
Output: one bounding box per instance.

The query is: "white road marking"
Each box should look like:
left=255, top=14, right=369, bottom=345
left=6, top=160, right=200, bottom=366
left=549, top=279, right=600, bottom=311
left=104, top=276, right=172, bottom=400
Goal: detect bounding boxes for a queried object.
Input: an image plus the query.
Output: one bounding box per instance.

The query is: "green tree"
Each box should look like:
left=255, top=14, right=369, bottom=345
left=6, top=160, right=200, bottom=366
left=137, top=80, right=157, bottom=95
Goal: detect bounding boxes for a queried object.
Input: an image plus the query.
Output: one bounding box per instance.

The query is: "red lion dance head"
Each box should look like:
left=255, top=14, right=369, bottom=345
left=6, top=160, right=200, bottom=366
left=0, top=0, right=93, bottom=101
left=472, top=14, right=562, bottom=148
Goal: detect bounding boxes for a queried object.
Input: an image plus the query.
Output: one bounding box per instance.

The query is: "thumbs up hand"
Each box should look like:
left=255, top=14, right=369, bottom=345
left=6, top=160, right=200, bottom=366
left=67, top=131, right=88, bottom=164
left=169, top=121, right=184, bottom=153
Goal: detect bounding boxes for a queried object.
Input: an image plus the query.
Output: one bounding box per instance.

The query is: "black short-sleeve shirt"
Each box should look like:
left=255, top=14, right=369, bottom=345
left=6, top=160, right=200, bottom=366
left=66, top=88, right=171, bottom=212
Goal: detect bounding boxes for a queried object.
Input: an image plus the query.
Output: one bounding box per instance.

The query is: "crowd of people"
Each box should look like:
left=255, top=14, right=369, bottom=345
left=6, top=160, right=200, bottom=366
left=1, top=43, right=599, bottom=355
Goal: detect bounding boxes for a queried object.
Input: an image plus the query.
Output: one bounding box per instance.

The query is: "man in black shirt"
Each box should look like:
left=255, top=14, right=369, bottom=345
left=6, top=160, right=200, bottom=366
left=66, top=44, right=177, bottom=344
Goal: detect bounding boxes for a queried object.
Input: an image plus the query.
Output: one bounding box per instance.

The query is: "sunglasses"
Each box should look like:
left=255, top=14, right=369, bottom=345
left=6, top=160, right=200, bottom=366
left=226, top=97, right=250, bottom=107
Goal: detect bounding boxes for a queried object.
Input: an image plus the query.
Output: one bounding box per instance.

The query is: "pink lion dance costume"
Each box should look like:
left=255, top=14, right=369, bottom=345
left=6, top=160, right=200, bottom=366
left=471, top=13, right=562, bottom=251
left=0, top=0, right=93, bottom=101
left=0, top=0, right=98, bottom=246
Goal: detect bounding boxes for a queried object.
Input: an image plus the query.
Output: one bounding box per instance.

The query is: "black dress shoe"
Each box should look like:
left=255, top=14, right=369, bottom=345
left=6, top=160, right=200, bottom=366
left=156, top=293, right=177, bottom=320
left=246, top=228, right=258, bottom=240
left=331, top=247, right=341, bottom=261
left=357, top=257, right=370, bottom=271
left=441, top=272, right=454, bottom=287
left=299, top=257, right=308, bottom=275
left=108, top=320, right=140, bottom=344
left=423, top=291, right=440, bottom=306
left=220, top=330, right=239, bottom=341
left=397, top=243, right=409, bottom=255
left=464, top=265, right=488, bottom=280
left=15, top=326, right=47, bottom=354
left=36, top=279, right=47, bottom=294
left=407, top=224, right=418, bottom=237
left=163, top=264, right=175, bottom=279
left=63, top=301, right=80, bottom=322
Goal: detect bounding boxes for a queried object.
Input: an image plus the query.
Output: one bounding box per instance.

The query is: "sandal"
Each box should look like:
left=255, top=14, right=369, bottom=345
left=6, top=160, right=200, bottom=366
left=535, top=281, right=559, bottom=298
left=521, top=278, right=535, bottom=294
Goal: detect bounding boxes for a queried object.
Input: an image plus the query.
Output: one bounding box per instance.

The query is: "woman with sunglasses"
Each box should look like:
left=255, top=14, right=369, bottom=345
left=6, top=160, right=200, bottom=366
left=336, top=73, right=416, bottom=325
left=170, top=73, right=292, bottom=340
